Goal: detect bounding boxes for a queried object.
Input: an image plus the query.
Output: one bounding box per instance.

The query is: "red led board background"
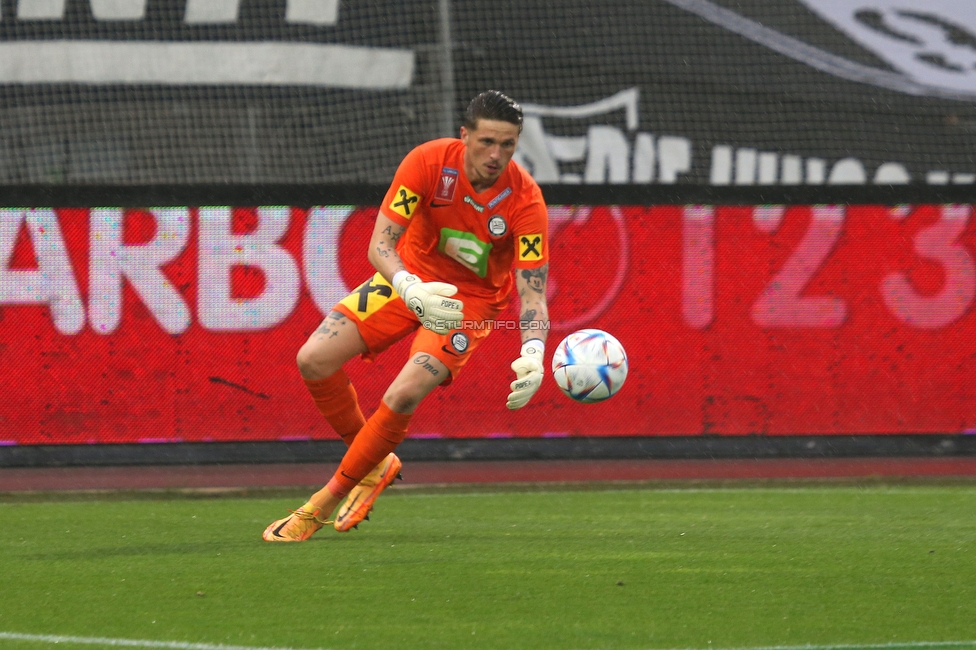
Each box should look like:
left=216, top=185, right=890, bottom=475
left=1, top=203, right=974, bottom=445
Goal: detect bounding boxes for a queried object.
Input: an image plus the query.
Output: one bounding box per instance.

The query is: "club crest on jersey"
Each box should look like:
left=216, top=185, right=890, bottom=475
left=435, top=167, right=459, bottom=202
left=450, top=332, right=470, bottom=353
left=463, top=195, right=485, bottom=212
left=519, top=233, right=543, bottom=260
left=487, top=214, right=508, bottom=238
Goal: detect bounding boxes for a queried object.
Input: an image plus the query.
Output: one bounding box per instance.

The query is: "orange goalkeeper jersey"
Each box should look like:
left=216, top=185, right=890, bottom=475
left=379, top=138, right=548, bottom=311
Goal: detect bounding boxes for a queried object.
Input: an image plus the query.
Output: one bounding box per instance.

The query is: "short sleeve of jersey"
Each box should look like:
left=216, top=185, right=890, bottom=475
left=379, top=145, right=433, bottom=227
left=511, top=181, right=548, bottom=269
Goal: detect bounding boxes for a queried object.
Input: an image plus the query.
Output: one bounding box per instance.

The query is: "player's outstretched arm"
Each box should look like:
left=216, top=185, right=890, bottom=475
left=507, top=264, right=550, bottom=410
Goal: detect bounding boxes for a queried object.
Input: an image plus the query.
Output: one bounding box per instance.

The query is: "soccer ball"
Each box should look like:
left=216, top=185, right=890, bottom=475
left=551, top=329, right=628, bottom=403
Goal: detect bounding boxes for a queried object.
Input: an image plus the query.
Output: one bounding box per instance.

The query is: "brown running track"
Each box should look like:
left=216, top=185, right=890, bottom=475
left=2, top=457, right=976, bottom=492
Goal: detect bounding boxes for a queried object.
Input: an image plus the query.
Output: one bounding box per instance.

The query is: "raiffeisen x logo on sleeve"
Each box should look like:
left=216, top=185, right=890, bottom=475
left=390, top=186, right=420, bottom=219
left=519, top=234, right=543, bottom=261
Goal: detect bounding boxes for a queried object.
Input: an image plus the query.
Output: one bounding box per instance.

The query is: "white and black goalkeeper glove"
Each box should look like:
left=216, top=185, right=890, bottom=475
left=506, top=339, right=545, bottom=410
left=393, top=271, right=464, bottom=335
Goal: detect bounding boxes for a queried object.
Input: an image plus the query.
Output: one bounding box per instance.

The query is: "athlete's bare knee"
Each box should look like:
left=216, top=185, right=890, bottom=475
left=296, top=342, right=339, bottom=380
left=296, top=311, right=363, bottom=380
left=382, top=387, right=423, bottom=415
left=296, top=347, right=324, bottom=380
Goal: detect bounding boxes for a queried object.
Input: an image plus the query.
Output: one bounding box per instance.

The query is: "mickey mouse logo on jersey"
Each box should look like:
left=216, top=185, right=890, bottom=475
left=487, top=215, right=508, bottom=238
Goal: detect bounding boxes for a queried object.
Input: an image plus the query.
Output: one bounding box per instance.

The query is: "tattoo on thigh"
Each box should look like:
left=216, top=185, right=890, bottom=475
left=315, top=311, right=349, bottom=337
left=413, top=353, right=440, bottom=376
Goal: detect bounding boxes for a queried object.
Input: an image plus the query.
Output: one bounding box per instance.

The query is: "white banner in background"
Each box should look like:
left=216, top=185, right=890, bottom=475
left=797, top=0, right=976, bottom=95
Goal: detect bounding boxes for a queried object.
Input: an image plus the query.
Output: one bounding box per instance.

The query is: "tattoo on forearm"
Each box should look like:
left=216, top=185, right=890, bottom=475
left=519, top=264, right=549, bottom=294
left=381, top=224, right=404, bottom=244
left=519, top=301, right=549, bottom=343
left=376, top=245, right=390, bottom=258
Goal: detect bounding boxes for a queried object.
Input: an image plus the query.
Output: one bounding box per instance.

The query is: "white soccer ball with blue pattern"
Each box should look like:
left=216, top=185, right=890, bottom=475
left=551, top=329, right=628, bottom=403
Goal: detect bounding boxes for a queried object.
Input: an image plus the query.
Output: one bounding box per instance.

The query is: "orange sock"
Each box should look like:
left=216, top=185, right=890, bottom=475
left=303, top=371, right=366, bottom=446
left=326, top=401, right=411, bottom=498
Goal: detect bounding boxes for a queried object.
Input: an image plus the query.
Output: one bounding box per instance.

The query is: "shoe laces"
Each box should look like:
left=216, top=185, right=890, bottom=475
left=289, top=508, right=333, bottom=526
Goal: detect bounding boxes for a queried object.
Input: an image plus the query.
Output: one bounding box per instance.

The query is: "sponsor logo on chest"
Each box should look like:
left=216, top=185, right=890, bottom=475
left=487, top=188, right=511, bottom=209
left=438, top=227, right=493, bottom=278
left=463, top=195, right=485, bottom=212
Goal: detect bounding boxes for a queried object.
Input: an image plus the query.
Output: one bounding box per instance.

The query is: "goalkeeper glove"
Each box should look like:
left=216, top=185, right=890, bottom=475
left=506, top=339, right=545, bottom=410
left=393, top=271, right=464, bottom=335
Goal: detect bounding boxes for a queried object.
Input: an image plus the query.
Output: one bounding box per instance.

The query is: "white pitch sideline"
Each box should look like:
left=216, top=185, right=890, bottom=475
left=0, top=632, right=325, bottom=650
left=704, top=641, right=976, bottom=650
left=2, top=632, right=975, bottom=650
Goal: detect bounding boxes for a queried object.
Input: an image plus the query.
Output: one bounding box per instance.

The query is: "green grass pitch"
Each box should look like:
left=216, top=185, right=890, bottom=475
left=1, top=485, right=975, bottom=650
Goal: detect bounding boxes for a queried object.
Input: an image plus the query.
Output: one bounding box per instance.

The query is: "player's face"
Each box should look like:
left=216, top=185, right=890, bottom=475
left=460, top=119, right=520, bottom=190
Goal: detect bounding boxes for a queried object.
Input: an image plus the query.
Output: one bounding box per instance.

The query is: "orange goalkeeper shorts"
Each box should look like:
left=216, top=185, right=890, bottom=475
left=332, top=272, right=497, bottom=384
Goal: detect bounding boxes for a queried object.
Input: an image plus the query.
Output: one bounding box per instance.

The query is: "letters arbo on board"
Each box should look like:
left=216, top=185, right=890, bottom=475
left=1, top=203, right=974, bottom=444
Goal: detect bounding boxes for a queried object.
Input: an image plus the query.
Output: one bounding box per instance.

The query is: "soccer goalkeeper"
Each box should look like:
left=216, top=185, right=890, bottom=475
left=263, top=90, right=550, bottom=542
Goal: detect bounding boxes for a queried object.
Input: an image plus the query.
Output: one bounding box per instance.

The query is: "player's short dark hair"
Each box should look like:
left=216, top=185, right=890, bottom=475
left=464, top=90, right=523, bottom=133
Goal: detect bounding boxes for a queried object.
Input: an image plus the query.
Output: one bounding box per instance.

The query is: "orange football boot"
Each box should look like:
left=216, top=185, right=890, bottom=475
left=262, top=505, right=330, bottom=542
left=333, top=453, right=402, bottom=532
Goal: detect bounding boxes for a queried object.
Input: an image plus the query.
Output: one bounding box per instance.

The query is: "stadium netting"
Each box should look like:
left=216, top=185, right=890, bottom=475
left=0, top=0, right=975, bottom=186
